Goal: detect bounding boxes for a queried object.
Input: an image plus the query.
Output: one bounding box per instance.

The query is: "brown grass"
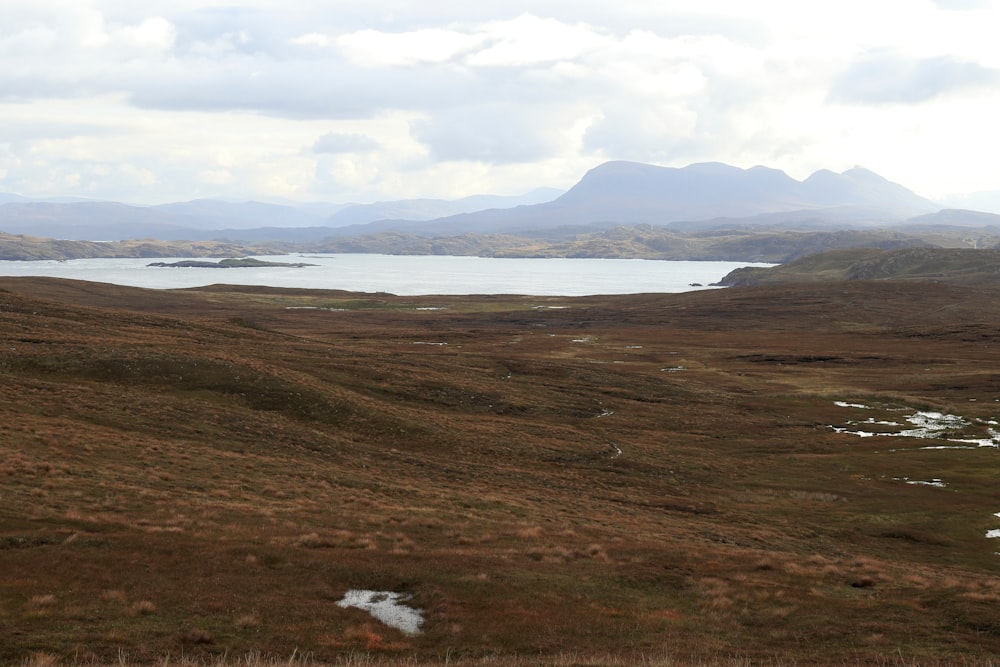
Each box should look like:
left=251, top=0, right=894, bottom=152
left=3, top=278, right=1000, bottom=664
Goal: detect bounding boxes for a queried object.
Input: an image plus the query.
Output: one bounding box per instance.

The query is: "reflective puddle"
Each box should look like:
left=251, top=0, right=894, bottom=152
left=336, top=590, right=424, bottom=635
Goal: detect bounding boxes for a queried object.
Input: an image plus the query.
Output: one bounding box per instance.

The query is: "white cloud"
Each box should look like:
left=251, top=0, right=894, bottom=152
left=411, top=102, right=586, bottom=164
left=312, top=132, right=379, bottom=154
left=291, top=32, right=332, bottom=48
left=830, top=51, right=1000, bottom=104
left=337, top=28, right=484, bottom=66
left=1, top=1, right=999, bottom=204
left=119, top=16, right=176, bottom=50
left=466, top=14, right=611, bottom=67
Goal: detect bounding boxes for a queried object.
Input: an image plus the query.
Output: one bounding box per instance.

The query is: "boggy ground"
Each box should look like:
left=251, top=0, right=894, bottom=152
left=2, top=277, right=1000, bottom=665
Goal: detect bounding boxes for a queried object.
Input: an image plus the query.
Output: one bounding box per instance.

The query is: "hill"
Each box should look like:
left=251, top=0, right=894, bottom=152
left=324, top=188, right=563, bottom=226
left=0, top=162, right=945, bottom=245
left=333, top=161, right=940, bottom=238
left=718, top=247, right=1000, bottom=286
left=0, top=190, right=562, bottom=242
left=0, top=231, right=285, bottom=261
left=3, top=277, right=1000, bottom=664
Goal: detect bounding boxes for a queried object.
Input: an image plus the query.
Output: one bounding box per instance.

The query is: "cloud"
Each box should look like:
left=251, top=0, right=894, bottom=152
left=582, top=104, right=701, bottom=164
left=830, top=51, right=1000, bottom=104
left=466, top=14, right=611, bottom=67
left=411, top=103, right=580, bottom=164
left=931, top=0, right=989, bottom=8
left=312, top=132, right=379, bottom=154
left=1, top=2, right=1000, bottom=204
left=336, top=28, right=484, bottom=66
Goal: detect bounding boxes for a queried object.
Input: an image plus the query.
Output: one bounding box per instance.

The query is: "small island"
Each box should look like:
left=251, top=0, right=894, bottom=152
left=148, top=257, right=317, bottom=268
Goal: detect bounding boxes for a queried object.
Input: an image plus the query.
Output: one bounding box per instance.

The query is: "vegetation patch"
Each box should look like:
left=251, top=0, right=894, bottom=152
left=3, top=277, right=1000, bottom=664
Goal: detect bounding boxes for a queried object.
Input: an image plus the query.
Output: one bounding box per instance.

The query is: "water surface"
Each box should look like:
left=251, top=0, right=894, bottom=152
left=0, top=254, right=771, bottom=296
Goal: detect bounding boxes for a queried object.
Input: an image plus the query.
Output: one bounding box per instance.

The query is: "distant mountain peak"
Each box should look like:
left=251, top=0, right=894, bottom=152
left=842, top=166, right=887, bottom=180
left=0, top=160, right=947, bottom=242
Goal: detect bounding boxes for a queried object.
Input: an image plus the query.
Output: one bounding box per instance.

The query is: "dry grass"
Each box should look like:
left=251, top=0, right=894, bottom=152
left=18, top=653, right=1000, bottom=667
left=128, top=600, right=158, bottom=616
left=3, top=278, right=1000, bottom=664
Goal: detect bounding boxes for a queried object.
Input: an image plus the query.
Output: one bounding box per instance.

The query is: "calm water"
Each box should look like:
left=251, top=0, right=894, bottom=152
left=0, top=254, right=770, bottom=296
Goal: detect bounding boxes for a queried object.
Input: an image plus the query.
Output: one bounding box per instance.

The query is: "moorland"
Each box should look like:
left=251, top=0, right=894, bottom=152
left=3, top=274, right=1000, bottom=666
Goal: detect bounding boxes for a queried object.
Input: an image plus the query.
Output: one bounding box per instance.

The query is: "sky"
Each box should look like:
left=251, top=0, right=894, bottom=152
left=1, top=0, right=999, bottom=206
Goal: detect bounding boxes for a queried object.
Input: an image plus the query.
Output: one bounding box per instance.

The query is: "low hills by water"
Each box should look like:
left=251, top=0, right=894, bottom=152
left=718, top=247, right=1000, bottom=286
left=0, top=160, right=979, bottom=248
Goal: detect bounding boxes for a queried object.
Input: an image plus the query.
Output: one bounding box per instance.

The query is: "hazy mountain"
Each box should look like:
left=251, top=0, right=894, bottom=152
left=0, top=200, right=325, bottom=240
left=0, top=189, right=564, bottom=241
left=0, top=202, right=184, bottom=240
left=0, top=162, right=960, bottom=244
left=325, top=188, right=563, bottom=226
left=900, top=208, right=1000, bottom=229
left=939, top=191, right=1000, bottom=215
left=152, top=199, right=327, bottom=229
left=335, top=161, right=941, bottom=238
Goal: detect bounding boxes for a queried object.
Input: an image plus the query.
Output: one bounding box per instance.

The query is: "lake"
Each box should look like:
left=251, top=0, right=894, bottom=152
left=0, top=254, right=772, bottom=296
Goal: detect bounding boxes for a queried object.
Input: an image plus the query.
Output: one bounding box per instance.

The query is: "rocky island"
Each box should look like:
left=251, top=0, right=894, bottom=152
left=147, top=257, right=317, bottom=268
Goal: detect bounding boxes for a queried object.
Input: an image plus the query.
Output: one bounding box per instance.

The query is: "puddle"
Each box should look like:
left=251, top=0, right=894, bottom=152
left=285, top=306, right=346, bottom=311
left=894, top=477, right=947, bottom=488
left=336, top=590, right=423, bottom=635
left=987, top=514, right=1000, bottom=540
left=833, top=401, right=1000, bottom=549
left=830, top=402, right=1000, bottom=448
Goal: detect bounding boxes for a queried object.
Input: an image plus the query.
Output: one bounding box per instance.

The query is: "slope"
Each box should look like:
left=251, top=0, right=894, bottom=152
left=2, top=278, right=1000, bottom=664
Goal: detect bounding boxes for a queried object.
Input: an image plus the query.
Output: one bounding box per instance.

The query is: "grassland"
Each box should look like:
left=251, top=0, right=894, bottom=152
left=3, top=277, right=1000, bottom=665
left=718, top=247, right=1000, bottom=286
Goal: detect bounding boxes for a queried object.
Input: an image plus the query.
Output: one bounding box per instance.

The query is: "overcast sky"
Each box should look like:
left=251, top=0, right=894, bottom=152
left=1, top=0, right=998, bottom=205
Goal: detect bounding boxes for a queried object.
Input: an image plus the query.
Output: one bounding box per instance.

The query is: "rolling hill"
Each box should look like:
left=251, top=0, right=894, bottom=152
left=717, top=247, right=1000, bottom=286
left=3, top=277, right=1000, bottom=664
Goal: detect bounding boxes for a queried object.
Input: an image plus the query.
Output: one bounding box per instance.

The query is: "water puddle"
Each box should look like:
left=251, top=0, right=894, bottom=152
left=336, top=590, right=424, bottom=635
left=894, top=477, right=947, bottom=488
left=830, top=402, right=1000, bottom=448
left=832, top=401, right=1000, bottom=550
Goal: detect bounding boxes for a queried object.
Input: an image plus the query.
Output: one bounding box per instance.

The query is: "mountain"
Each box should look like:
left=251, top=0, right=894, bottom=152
left=0, top=189, right=564, bottom=241
left=0, top=162, right=953, bottom=243
left=0, top=192, right=30, bottom=205
left=151, top=200, right=327, bottom=229
left=0, top=200, right=330, bottom=240
left=324, top=188, right=563, bottom=226
left=899, top=208, right=1000, bottom=230
left=0, top=202, right=183, bottom=240
left=939, top=190, right=1000, bottom=215
left=328, top=161, right=940, bottom=239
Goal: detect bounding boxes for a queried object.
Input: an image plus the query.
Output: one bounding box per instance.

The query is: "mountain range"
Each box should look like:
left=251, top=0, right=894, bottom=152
left=0, top=161, right=996, bottom=244
left=336, top=161, right=942, bottom=239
